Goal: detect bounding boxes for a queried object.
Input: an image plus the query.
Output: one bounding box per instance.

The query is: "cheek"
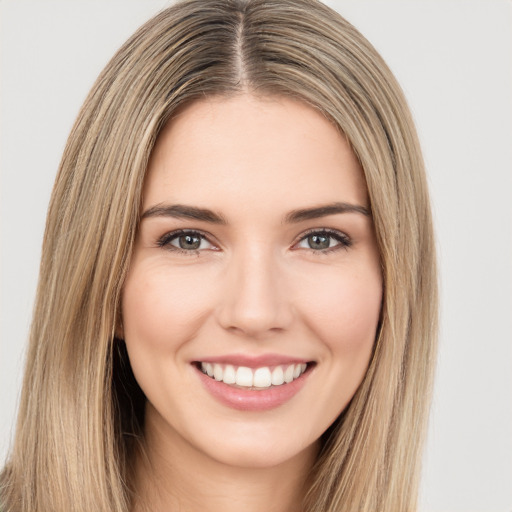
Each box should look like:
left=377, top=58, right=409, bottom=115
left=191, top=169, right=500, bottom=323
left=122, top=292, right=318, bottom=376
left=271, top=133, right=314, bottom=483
left=120, top=263, right=221, bottom=412
left=296, top=263, right=382, bottom=356
left=121, top=263, right=215, bottom=356
left=296, top=265, right=382, bottom=426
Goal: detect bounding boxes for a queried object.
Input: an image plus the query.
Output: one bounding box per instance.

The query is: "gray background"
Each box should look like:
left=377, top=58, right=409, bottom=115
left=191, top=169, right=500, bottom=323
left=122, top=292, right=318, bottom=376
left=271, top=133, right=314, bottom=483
left=1, top=1, right=511, bottom=510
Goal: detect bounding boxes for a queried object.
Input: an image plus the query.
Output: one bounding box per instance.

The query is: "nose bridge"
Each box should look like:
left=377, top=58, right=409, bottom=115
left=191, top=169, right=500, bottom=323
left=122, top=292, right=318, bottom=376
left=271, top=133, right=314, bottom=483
left=216, top=241, right=292, bottom=337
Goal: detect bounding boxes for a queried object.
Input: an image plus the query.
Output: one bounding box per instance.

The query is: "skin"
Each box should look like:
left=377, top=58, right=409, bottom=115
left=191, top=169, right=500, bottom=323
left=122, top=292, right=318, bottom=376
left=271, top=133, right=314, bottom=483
left=121, top=94, right=382, bottom=512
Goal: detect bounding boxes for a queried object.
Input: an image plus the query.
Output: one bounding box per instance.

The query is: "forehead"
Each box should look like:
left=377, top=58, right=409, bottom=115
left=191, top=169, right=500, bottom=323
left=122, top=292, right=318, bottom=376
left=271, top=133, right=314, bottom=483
left=143, top=94, right=368, bottom=216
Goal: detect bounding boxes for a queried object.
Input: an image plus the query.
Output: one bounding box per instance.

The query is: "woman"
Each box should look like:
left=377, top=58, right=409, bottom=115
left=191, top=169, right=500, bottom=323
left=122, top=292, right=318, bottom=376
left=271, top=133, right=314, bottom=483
left=0, top=0, right=437, bottom=511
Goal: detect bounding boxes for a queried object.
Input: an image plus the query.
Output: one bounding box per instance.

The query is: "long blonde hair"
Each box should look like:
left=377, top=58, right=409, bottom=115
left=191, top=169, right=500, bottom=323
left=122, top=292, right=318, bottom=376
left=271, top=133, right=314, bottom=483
left=0, top=1, right=437, bottom=511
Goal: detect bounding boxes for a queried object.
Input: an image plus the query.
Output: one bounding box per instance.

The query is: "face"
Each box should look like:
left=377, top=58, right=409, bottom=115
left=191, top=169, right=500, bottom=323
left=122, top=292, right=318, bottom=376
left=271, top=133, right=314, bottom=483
left=121, top=94, right=382, bottom=470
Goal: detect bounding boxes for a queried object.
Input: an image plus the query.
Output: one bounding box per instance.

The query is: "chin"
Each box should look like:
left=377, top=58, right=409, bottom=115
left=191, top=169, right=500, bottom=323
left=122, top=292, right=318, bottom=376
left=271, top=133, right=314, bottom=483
left=211, top=444, right=315, bottom=471
left=188, top=425, right=320, bottom=471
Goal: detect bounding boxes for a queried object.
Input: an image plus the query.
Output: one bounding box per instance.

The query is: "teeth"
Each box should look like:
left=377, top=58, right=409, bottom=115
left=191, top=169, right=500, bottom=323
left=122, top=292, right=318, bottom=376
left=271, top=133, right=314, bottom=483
left=284, top=365, right=295, bottom=383
left=236, top=366, right=254, bottom=387
left=271, top=366, right=284, bottom=385
left=200, top=362, right=308, bottom=388
left=213, top=364, right=223, bottom=381
left=253, top=367, right=272, bottom=388
left=223, top=364, right=236, bottom=384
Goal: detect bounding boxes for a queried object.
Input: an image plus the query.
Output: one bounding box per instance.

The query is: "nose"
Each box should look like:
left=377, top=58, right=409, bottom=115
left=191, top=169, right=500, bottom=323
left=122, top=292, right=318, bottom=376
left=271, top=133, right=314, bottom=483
left=215, top=245, right=293, bottom=338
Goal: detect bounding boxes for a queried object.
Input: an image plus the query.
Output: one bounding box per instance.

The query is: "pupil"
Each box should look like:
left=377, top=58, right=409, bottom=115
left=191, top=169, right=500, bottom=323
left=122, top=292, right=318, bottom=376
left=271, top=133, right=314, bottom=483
left=179, top=234, right=201, bottom=250
left=308, top=234, right=330, bottom=250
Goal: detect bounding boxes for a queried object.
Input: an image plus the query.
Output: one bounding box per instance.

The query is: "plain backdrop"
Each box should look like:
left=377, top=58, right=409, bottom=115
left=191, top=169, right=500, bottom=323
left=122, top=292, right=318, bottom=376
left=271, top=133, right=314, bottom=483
left=1, top=1, right=511, bottom=511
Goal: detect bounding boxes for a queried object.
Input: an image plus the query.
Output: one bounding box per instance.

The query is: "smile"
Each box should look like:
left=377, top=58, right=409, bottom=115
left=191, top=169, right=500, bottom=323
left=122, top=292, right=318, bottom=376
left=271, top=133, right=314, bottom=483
left=194, top=358, right=314, bottom=411
left=199, top=362, right=308, bottom=389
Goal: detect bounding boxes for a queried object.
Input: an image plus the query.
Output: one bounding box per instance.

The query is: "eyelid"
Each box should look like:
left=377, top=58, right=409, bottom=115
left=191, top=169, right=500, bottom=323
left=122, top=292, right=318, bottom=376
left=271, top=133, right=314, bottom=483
left=156, top=229, right=219, bottom=253
left=292, top=227, right=352, bottom=251
left=155, top=227, right=351, bottom=254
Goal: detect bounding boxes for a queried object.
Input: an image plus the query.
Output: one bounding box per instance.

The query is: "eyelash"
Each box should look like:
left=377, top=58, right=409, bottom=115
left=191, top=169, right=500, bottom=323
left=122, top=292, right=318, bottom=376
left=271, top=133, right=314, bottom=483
left=156, top=229, right=215, bottom=256
left=293, top=228, right=352, bottom=254
left=156, top=228, right=352, bottom=255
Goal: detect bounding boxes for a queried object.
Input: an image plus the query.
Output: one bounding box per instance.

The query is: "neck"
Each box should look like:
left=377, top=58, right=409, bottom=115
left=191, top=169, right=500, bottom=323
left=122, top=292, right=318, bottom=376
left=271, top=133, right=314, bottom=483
left=131, top=406, right=319, bottom=512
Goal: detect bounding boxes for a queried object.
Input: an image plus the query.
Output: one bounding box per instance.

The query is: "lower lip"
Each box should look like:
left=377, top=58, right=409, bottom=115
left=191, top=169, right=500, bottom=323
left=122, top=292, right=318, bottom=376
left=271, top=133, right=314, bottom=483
left=194, top=365, right=312, bottom=411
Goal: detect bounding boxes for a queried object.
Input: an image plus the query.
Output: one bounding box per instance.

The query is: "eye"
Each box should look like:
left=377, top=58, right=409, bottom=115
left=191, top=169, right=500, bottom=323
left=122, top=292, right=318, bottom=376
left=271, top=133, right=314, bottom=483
left=157, top=230, right=216, bottom=253
left=294, top=229, right=351, bottom=252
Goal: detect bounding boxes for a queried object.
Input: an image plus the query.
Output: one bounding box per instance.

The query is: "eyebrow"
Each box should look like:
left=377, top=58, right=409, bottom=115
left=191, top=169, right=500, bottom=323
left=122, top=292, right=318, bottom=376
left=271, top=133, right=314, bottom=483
left=284, top=202, right=371, bottom=223
left=141, top=201, right=370, bottom=225
left=141, top=204, right=227, bottom=224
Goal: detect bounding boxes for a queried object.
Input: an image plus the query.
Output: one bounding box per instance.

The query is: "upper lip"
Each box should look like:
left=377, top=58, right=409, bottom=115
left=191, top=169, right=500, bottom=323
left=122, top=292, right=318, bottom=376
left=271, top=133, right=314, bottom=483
left=192, top=353, right=313, bottom=368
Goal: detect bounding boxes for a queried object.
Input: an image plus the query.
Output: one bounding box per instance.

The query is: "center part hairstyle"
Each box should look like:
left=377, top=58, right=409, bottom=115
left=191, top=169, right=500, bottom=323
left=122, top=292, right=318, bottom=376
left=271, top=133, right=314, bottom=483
left=0, top=1, right=437, bottom=511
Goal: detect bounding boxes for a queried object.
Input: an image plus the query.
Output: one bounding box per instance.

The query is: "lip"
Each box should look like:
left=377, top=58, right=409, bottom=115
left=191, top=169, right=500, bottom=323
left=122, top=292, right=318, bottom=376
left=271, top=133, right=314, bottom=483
left=193, top=358, right=314, bottom=412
